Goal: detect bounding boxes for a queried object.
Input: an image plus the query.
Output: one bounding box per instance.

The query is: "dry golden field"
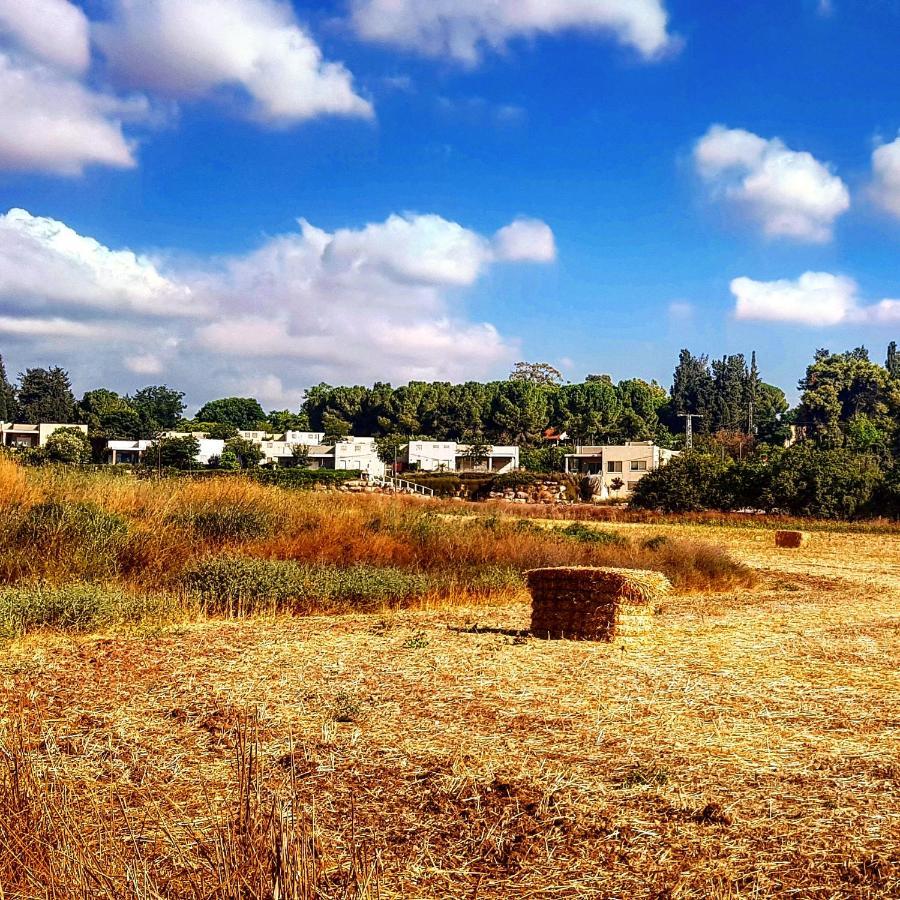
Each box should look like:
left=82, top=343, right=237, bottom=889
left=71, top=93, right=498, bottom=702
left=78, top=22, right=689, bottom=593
left=1, top=513, right=898, bottom=898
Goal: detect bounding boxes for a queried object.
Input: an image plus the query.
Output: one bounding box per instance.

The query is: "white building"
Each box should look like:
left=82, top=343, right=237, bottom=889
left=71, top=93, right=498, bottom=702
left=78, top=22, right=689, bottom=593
left=563, top=441, right=679, bottom=496
left=106, top=435, right=224, bottom=466
left=403, top=440, right=520, bottom=474
left=283, top=431, right=326, bottom=445
left=333, top=437, right=385, bottom=476
left=107, top=439, right=152, bottom=464
left=1, top=422, right=88, bottom=449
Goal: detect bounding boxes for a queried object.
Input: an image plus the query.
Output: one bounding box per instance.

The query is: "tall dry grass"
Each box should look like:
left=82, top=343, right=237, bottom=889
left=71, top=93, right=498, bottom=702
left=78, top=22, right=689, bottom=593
left=0, top=463, right=755, bottom=635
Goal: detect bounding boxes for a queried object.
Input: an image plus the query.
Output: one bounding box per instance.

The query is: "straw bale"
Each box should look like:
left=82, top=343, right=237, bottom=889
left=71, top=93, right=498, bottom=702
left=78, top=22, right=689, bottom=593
left=526, top=566, right=669, bottom=641
left=775, top=530, right=810, bottom=549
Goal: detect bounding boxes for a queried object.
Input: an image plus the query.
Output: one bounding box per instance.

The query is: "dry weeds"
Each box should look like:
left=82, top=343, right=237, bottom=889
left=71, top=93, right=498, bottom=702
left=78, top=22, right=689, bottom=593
left=1, top=524, right=897, bottom=897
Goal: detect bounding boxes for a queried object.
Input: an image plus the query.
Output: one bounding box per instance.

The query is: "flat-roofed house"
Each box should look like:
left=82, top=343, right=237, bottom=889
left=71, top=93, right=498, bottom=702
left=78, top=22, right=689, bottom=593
left=564, top=441, right=679, bottom=497
left=402, top=440, right=520, bottom=474
left=1, top=423, right=88, bottom=449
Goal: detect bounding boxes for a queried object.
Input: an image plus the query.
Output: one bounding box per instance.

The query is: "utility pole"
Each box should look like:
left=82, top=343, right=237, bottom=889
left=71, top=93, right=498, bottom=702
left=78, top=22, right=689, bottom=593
left=679, top=413, right=703, bottom=450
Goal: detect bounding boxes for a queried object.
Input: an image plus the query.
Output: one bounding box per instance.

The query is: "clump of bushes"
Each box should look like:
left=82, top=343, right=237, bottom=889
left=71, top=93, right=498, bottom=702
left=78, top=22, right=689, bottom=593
left=182, top=556, right=525, bottom=615
left=183, top=557, right=436, bottom=614
left=0, top=582, right=170, bottom=639
left=631, top=447, right=891, bottom=520
left=560, top=522, right=627, bottom=545
left=253, top=469, right=361, bottom=489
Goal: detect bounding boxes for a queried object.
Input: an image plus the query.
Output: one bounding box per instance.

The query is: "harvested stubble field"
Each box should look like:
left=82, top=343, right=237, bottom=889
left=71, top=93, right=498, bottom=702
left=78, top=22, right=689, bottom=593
left=0, top=467, right=898, bottom=897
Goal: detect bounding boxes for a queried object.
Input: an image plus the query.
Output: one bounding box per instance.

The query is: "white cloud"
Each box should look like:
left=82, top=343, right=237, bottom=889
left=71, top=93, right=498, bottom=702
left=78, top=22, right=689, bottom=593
left=0, top=0, right=89, bottom=73
left=493, top=218, right=557, bottom=262
left=730, top=272, right=900, bottom=326
left=0, top=54, right=144, bottom=175
left=695, top=125, right=850, bottom=243
left=0, top=208, right=196, bottom=315
left=95, top=0, right=372, bottom=123
left=350, top=0, right=673, bottom=64
left=870, top=136, right=900, bottom=218
left=192, top=212, right=545, bottom=383
left=0, top=209, right=555, bottom=402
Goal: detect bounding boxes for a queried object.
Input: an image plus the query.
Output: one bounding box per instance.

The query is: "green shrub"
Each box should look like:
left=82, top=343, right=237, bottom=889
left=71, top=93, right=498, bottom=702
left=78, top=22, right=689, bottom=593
left=182, top=557, right=438, bottom=614
left=254, top=469, right=360, bottom=489
left=560, top=522, right=627, bottom=545
left=0, top=583, right=169, bottom=639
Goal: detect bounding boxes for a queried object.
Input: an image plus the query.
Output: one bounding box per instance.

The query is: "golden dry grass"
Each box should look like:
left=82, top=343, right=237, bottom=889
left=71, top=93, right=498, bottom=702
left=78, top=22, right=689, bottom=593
left=1, top=522, right=897, bottom=897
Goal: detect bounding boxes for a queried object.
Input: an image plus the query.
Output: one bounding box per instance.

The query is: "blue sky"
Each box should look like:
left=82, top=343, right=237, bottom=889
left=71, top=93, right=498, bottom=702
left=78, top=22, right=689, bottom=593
left=0, top=0, right=899, bottom=410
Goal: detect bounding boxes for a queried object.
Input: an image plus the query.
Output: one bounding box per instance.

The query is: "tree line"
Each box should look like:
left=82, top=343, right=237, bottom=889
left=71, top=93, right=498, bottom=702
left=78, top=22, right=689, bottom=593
left=1, top=342, right=898, bottom=470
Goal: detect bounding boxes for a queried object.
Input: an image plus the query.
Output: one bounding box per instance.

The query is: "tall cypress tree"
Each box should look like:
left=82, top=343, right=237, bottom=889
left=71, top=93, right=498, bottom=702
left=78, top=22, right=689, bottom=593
left=0, top=354, right=16, bottom=422
left=887, top=341, right=900, bottom=379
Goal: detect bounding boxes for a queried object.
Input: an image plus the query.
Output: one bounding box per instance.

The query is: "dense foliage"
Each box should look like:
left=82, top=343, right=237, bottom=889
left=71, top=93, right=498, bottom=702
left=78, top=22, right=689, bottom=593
left=2, top=341, right=900, bottom=518
left=631, top=447, right=886, bottom=519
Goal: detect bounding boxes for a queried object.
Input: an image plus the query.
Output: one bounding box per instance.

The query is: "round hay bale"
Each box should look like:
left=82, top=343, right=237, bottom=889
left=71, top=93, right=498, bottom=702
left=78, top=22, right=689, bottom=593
left=775, top=530, right=809, bottom=549
left=525, top=566, right=670, bottom=641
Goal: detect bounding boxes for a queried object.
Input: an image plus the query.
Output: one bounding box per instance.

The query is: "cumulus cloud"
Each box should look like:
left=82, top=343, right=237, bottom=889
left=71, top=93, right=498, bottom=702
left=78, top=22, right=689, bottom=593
left=350, top=0, right=673, bottom=64
left=0, top=54, right=145, bottom=175
left=493, top=218, right=557, bottom=262
left=730, top=272, right=900, bottom=326
left=870, top=136, right=900, bottom=218
left=0, top=0, right=89, bottom=73
left=695, top=125, right=850, bottom=243
left=0, top=208, right=196, bottom=315
left=192, top=212, right=549, bottom=383
left=95, top=0, right=372, bottom=123
left=0, top=209, right=556, bottom=404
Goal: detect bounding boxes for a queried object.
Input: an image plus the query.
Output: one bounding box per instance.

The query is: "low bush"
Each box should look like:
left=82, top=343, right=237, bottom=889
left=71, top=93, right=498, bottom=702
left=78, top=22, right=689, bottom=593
left=560, top=522, right=626, bottom=545
left=183, top=556, right=436, bottom=614
left=0, top=583, right=171, bottom=639
left=254, top=469, right=360, bottom=489
left=182, top=556, right=524, bottom=615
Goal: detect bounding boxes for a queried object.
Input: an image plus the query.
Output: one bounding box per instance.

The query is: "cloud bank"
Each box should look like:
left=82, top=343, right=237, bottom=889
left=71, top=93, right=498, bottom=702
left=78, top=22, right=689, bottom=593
left=350, top=0, right=674, bottom=64
left=695, top=125, right=850, bottom=243
left=0, top=209, right=555, bottom=407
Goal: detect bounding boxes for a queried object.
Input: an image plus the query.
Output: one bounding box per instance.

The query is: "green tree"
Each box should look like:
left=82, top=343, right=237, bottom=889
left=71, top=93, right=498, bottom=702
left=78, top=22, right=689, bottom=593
left=16, top=367, right=75, bottom=422
left=459, top=433, right=492, bottom=470
left=128, top=386, right=186, bottom=435
left=268, top=409, right=310, bottom=433
left=796, top=348, right=900, bottom=451
left=42, top=427, right=90, bottom=465
left=629, top=452, right=732, bottom=512
left=490, top=380, right=553, bottom=445
left=77, top=389, right=141, bottom=439
left=290, top=444, right=311, bottom=467
left=145, top=435, right=200, bottom=470
left=509, top=361, right=564, bottom=385
left=768, top=444, right=881, bottom=519
left=886, top=341, right=900, bottom=379
left=670, top=350, right=715, bottom=435
left=196, top=397, right=266, bottom=430
left=374, top=433, right=407, bottom=470
left=223, top=436, right=264, bottom=469
left=557, top=380, right=621, bottom=443
left=0, top=354, right=16, bottom=421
